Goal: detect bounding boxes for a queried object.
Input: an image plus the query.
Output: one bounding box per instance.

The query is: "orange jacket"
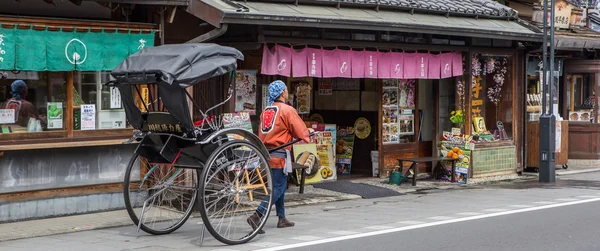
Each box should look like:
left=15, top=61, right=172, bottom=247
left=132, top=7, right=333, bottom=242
left=258, top=101, right=310, bottom=168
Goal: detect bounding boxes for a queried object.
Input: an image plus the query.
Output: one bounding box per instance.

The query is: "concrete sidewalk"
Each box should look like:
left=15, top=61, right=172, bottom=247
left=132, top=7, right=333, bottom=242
left=0, top=173, right=539, bottom=243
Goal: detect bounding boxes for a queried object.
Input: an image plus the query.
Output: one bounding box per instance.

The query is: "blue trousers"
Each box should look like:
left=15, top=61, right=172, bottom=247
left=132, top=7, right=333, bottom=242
left=256, top=168, right=287, bottom=217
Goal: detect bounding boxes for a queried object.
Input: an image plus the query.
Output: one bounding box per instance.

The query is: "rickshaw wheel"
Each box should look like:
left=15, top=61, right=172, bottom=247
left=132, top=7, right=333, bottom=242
left=123, top=154, right=199, bottom=235
left=199, top=140, right=273, bottom=245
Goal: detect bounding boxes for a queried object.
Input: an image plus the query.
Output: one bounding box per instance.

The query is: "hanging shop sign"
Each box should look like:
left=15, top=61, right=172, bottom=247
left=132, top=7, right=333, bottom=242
left=532, top=0, right=574, bottom=30
left=0, top=26, right=154, bottom=71
left=354, top=117, right=371, bottom=139
left=234, top=70, right=257, bottom=114
left=318, top=79, right=333, bottom=95
left=261, top=44, right=463, bottom=79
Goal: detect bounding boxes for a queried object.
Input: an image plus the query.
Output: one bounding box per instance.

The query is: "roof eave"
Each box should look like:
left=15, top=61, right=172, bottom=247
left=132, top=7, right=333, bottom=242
left=220, top=12, right=543, bottom=42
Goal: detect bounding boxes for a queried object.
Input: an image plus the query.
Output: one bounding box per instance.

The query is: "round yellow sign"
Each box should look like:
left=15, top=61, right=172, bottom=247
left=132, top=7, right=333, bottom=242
left=354, top=117, right=371, bottom=139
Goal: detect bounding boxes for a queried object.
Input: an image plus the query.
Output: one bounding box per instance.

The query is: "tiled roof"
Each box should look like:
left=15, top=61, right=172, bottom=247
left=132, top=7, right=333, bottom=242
left=271, top=0, right=519, bottom=18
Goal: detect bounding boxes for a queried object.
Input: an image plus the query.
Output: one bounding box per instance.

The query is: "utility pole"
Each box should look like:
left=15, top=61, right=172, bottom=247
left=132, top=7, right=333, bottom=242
left=539, top=0, right=556, bottom=182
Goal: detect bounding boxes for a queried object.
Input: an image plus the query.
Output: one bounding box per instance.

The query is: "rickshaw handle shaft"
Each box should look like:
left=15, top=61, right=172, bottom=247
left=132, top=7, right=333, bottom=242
left=267, top=132, right=317, bottom=154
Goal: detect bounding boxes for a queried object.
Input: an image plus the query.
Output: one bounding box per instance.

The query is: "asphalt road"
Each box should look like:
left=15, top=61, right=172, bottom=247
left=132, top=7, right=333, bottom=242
left=288, top=200, right=600, bottom=251
left=3, top=172, right=600, bottom=251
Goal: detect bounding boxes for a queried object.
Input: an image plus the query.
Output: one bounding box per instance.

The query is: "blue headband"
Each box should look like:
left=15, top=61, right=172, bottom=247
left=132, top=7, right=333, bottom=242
left=268, top=80, right=286, bottom=106
left=10, top=80, right=27, bottom=100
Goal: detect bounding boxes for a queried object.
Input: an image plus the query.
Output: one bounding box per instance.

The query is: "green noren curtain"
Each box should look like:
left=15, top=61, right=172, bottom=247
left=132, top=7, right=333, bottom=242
left=0, top=26, right=16, bottom=70
left=0, top=26, right=155, bottom=72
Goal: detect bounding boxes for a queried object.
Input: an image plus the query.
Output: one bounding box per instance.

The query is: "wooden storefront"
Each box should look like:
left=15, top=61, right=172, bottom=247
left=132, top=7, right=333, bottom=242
left=562, top=60, right=600, bottom=160
left=0, top=11, right=157, bottom=221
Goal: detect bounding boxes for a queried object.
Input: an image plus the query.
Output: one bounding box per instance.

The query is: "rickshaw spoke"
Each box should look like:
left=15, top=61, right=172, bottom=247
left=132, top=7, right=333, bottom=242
left=200, top=140, right=273, bottom=245
left=124, top=155, right=199, bottom=235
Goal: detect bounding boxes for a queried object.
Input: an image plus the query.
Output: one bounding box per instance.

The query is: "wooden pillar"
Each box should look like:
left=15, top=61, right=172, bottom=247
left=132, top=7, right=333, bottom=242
left=66, top=71, right=74, bottom=137
left=465, top=51, right=473, bottom=136
left=595, top=73, right=599, bottom=124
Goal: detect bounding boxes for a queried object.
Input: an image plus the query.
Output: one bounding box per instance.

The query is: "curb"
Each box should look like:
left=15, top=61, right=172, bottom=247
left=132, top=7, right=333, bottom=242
left=286, top=194, right=362, bottom=207
left=557, top=167, right=600, bottom=176
left=0, top=194, right=362, bottom=243
left=522, top=167, right=600, bottom=177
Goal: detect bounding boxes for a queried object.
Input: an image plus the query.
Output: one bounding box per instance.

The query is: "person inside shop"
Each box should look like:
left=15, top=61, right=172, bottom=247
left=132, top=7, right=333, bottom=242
left=247, top=80, right=314, bottom=234
left=1, top=80, right=43, bottom=128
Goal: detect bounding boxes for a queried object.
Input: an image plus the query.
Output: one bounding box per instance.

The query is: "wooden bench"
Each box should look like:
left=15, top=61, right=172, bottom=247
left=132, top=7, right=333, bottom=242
left=397, top=157, right=459, bottom=186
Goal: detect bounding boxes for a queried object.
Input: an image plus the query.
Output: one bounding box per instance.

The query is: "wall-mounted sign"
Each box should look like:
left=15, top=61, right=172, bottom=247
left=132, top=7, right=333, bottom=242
left=532, top=0, right=574, bottom=29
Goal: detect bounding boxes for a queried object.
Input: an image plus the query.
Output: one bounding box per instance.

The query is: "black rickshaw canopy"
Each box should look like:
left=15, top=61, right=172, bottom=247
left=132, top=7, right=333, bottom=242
left=111, top=43, right=244, bottom=87
left=110, top=43, right=244, bottom=137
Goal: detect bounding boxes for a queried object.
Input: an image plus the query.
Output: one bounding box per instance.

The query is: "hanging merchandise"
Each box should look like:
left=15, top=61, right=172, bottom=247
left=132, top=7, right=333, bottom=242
left=234, top=70, right=257, bottom=114
left=354, top=117, right=371, bottom=139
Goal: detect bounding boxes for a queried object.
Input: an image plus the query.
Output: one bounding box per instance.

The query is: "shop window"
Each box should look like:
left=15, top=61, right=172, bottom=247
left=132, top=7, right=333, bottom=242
left=382, top=79, right=416, bottom=144
left=470, top=55, right=513, bottom=140
left=73, top=71, right=128, bottom=130
left=565, top=74, right=595, bottom=122
left=0, top=71, right=64, bottom=134
left=437, top=78, right=457, bottom=139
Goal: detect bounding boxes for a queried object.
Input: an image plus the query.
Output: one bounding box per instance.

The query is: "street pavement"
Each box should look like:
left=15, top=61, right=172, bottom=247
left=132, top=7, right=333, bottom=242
left=2, top=172, right=600, bottom=251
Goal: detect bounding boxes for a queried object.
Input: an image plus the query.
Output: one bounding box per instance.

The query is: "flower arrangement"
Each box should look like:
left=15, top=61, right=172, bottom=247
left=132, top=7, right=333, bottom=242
left=450, top=110, right=465, bottom=126
left=471, top=55, right=482, bottom=88
left=487, top=57, right=508, bottom=106
left=456, top=80, right=465, bottom=111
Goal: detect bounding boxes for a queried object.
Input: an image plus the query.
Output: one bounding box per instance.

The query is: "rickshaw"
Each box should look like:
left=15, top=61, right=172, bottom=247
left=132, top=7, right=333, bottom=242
left=108, top=43, right=277, bottom=245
